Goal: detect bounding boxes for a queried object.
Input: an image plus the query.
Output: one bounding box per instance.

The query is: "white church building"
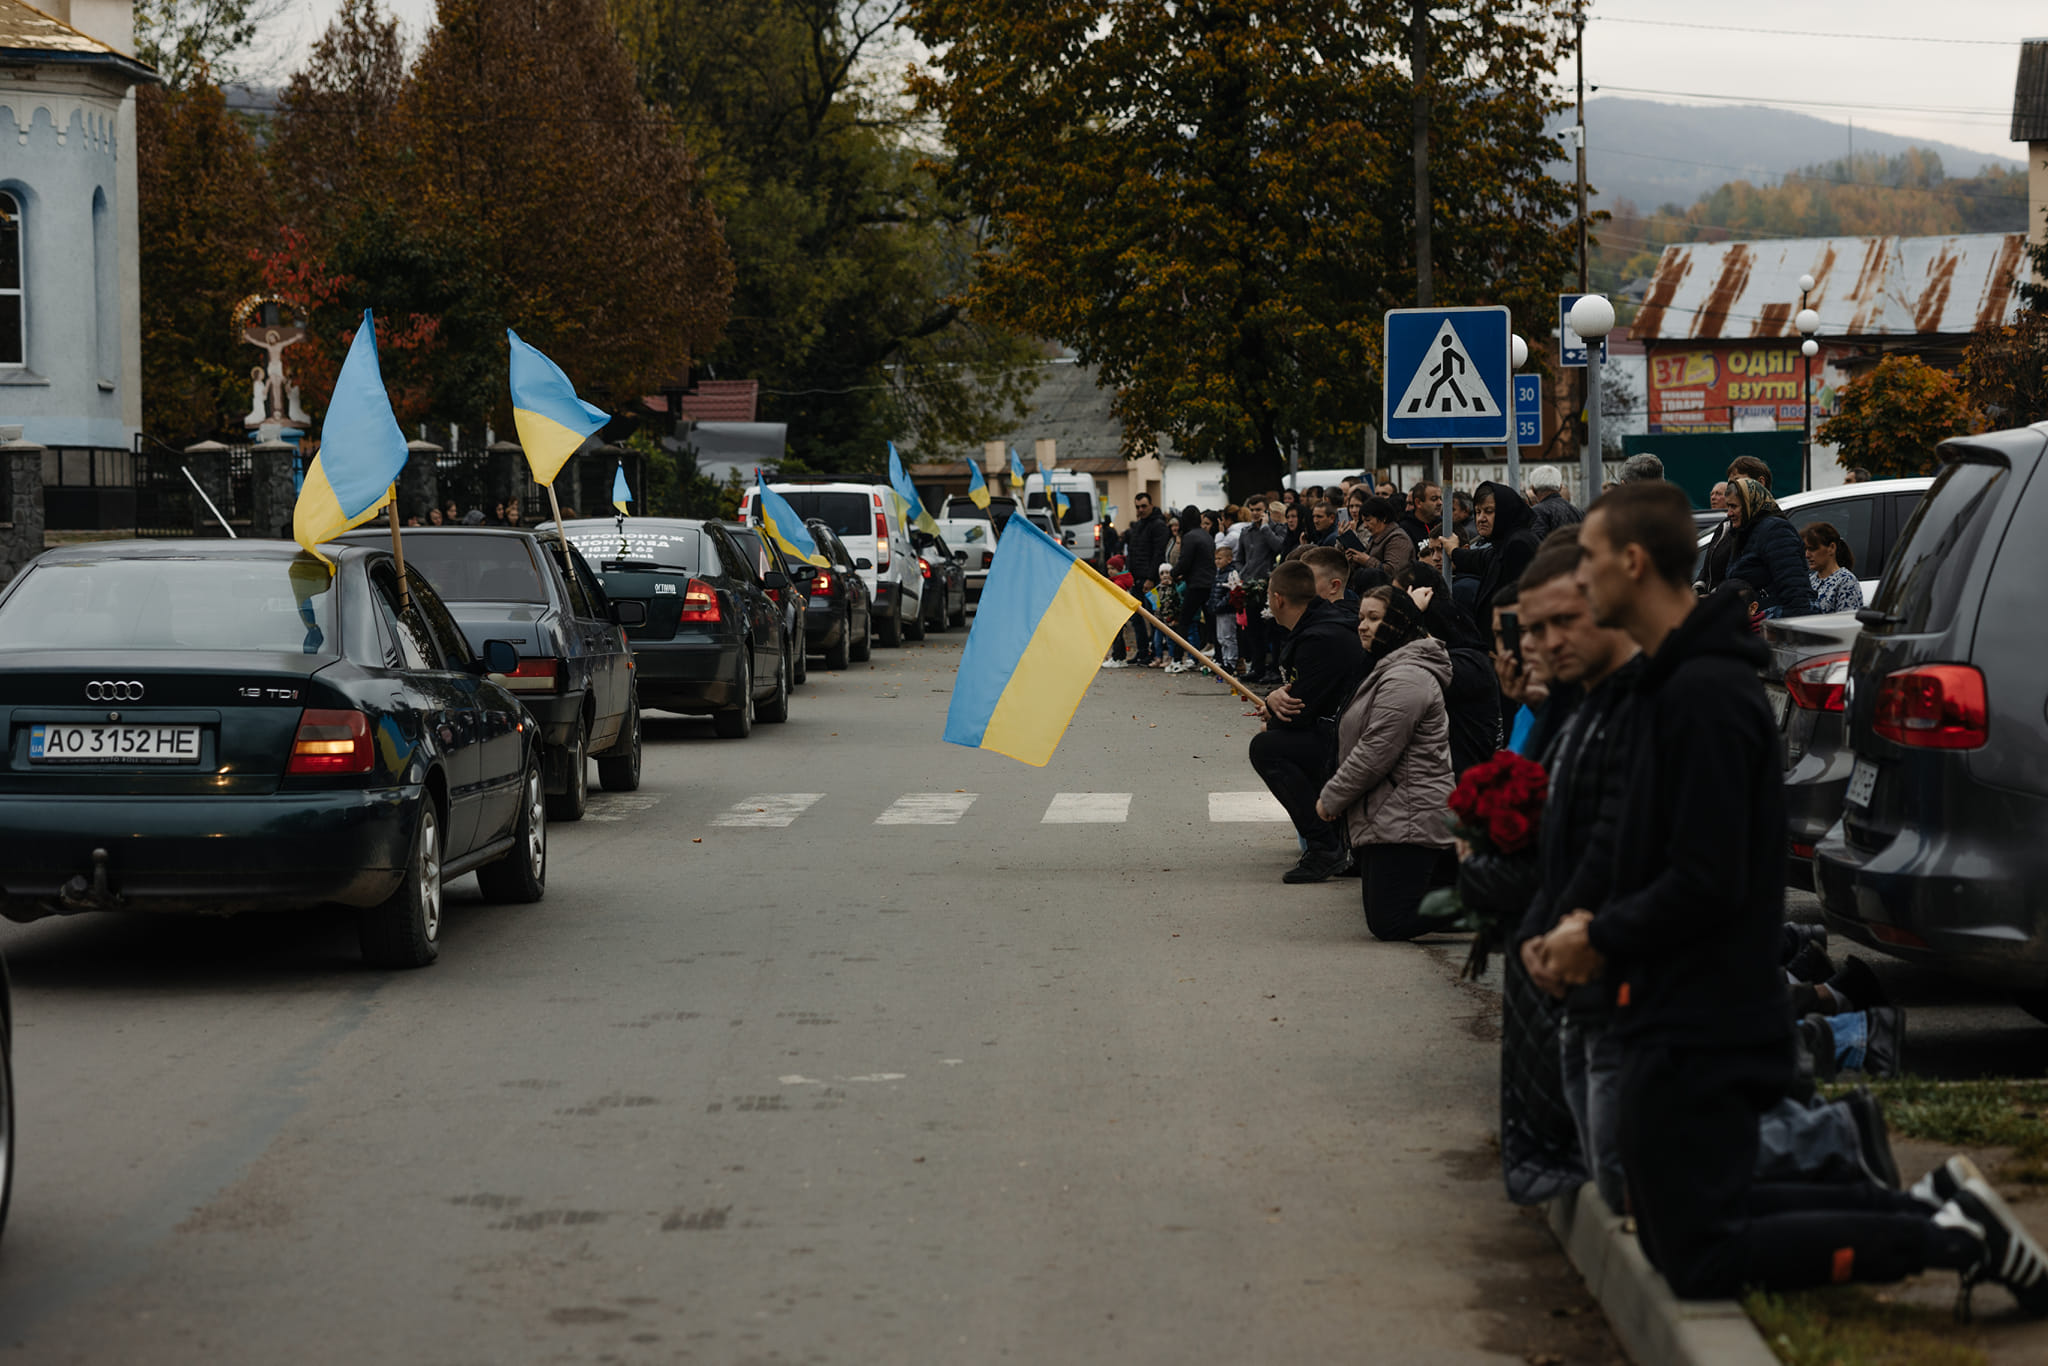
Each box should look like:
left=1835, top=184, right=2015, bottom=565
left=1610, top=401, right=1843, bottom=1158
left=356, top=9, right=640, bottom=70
left=0, top=0, right=152, bottom=450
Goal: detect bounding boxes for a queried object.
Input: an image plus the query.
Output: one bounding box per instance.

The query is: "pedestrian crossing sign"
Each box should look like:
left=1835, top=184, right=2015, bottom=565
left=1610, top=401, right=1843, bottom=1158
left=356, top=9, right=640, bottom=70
left=1381, top=306, right=1512, bottom=444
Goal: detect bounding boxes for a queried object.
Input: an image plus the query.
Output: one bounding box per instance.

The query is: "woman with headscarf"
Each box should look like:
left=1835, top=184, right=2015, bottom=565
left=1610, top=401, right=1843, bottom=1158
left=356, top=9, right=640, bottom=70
left=1168, top=505, right=1216, bottom=671
left=1315, top=585, right=1457, bottom=942
left=1446, top=481, right=1539, bottom=620
left=1723, top=477, right=1819, bottom=618
left=1279, top=504, right=1304, bottom=558
left=1394, top=562, right=1502, bottom=776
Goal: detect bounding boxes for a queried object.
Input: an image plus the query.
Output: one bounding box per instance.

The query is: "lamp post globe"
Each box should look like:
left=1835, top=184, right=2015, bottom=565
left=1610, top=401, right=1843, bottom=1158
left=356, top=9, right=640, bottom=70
left=1568, top=293, right=1615, bottom=340
left=1512, top=334, right=1528, bottom=368
left=1798, top=273, right=1816, bottom=295
left=1802, top=338, right=1820, bottom=358
left=1796, top=308, right=1821, bottom=337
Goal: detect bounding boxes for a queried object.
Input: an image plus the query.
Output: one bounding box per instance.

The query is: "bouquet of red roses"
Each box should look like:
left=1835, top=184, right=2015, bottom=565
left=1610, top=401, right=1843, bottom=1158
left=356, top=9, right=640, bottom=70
left=1418, top=750, right=1550, bottom=977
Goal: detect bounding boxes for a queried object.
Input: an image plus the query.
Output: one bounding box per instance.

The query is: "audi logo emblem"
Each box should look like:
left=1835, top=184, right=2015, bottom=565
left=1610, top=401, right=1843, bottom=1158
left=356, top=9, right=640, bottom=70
left=85, top=680, right=144, bottom=702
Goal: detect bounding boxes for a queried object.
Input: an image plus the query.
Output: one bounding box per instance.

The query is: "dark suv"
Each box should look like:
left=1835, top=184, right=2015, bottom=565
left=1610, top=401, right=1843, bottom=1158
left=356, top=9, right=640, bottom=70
left=1814, top=424, right=2048, bottom=1012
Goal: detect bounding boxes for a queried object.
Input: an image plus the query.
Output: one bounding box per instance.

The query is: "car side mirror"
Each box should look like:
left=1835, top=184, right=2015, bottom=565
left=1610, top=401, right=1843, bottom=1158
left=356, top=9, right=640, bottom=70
left=480, top=639, right=520, bottom=675
left=1063, top=532, right=1077, bottom=548
left=610, top=599, right=648, bottom=627
left=855, top=557, right=873, bottom=570
left=762, top=570, right=788, bottom=591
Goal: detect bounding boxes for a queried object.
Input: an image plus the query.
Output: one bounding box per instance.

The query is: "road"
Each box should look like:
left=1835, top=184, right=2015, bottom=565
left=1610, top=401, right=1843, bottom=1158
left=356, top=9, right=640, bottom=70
left=0, top=629, right=1617, bottom=1364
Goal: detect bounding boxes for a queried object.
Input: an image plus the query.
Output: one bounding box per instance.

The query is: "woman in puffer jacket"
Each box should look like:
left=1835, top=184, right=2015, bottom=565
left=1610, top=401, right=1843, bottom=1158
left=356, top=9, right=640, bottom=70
left=1315, top=585, right=1458, bottom=942
left=1723, top=477, right=1819, bottom=618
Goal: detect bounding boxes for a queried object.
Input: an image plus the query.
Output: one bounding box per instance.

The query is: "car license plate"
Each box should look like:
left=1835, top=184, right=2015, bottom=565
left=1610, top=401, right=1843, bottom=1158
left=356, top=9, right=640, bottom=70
left=1845, top=755, right=1879, bottom=808
left=29, top=723, right=202, bottom=764
left=1766, top=684, right=1790, bottom=728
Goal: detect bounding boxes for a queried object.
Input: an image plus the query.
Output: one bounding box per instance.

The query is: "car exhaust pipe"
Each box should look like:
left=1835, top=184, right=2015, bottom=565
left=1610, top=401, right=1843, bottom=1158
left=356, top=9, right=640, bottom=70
left=58, top=848, right=125, bottom=913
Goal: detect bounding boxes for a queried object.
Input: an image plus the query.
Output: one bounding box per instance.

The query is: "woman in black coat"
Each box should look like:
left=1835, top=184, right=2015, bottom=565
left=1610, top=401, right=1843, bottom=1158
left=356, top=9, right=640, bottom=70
left=1723, top=477, right=1819, bottom=618
left=1173, top=505, right=1217, bottom=653
left=1395, top=562, right=1503, bottom=776
left=1448, top=482, right=1540, bottom=621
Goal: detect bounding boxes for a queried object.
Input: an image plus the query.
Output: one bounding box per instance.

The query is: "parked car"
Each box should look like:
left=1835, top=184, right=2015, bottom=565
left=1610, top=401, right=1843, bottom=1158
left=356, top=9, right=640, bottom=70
left=738, top=482, right=925, bottom=647
left=0, top=541, right=548, bottom=967
left=1813, top=427, right=2048, bottom=1013
left=0, top=950, right=11, bottom=1243
left=1760, top=611, right=1862, bottom=890
left=912, top=530, right=969, bottom=632
left=717, top=522, right=808, bottom=686
left=797, top=520, right=873, bottom=670
left=555, top=517, right=793, bottom=739
left=340, top=527, right=639, bottom=820
left=1022, top=470, right=1104, bottom=564
left=938, top=497, right=1004, bottom=596
left=1696, top=477, right=1933, bottom=605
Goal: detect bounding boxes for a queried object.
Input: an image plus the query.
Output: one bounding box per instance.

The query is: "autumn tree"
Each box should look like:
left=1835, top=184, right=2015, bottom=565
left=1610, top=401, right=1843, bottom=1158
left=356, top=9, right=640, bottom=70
left=1958, top=236, right=2048, bottom=430
left=1818, top=355, right=1980, bottom=478
left=905, top=0, right=1578, bottom=496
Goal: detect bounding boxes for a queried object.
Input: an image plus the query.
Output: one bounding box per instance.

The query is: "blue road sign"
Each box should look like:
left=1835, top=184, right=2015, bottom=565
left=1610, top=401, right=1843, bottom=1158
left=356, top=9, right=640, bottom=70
left=1514, top=374, right=1543, bottom=446
left=1382, top=306, right=1512, bottom=444
left=1559, top=293, right=1609, bottom=368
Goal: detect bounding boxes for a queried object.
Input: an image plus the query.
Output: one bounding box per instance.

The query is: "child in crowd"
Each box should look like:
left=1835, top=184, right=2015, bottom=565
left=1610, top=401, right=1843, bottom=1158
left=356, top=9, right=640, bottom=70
left=1209, top=546, right=1240, bottom=674
left=1102, top=555, right=1137, bottom=669
left=1150, top=568, right=1181, bottom=667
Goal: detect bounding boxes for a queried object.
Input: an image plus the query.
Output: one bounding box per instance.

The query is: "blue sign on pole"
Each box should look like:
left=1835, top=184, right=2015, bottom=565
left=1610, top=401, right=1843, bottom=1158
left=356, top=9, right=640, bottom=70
left=1514, top=374, right=1543, bottom=446
left=1559, top=293, right=1609, bottom=368
left=1382, top=306, right=1512, bottom=445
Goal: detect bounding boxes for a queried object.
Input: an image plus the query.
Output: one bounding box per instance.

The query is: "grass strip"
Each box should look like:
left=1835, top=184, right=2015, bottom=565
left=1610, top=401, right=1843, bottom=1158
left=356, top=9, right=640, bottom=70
left=1745, top=1287, right=1986, bottom=1366
left=1822, top=1078, right=2048, bottom=1183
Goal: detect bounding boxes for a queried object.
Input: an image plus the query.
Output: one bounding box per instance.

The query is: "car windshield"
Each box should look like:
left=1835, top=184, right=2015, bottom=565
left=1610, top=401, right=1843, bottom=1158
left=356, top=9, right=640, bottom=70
left=775, top=491, right=871, bottom=538
left=0, top=557, right=338, bottom=653
left=565, top=523, right=701, bottom=573
left=944, top=498, right=989, bottom=521
left=1027, top=490, right=1095, bottom=525
left=397, top=534, right=547, bottom=603
left=1869, top=460, right=2008, bottom=633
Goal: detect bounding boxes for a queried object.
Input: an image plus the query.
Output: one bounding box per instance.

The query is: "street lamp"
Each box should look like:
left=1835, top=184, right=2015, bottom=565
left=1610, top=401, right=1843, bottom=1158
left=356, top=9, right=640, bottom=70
left=1796, top=272, right=1821, bottom=492
left=1568, top=294, right=1616, bottom=496
left=1507, top=334, right=1529, bottom=492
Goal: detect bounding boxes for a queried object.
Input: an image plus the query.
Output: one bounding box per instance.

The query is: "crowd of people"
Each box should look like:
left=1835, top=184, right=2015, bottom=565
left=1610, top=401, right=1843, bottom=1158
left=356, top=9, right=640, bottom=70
left=1130, top=462, right=2048, bottom=1316
left=398, top=497, right=562, bottom=528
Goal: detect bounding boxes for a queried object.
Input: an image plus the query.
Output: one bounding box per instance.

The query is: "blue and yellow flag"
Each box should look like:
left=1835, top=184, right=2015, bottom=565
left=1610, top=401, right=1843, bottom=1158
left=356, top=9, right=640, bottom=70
left=1052, top=489, right=1071, bottom=523
left=967, top=458, right=991, bottom=511
left=887, top=441, right=940, bottom=536
left=755, top=475, right=829, bottom=567
left=508, top=329, right=608, bottom=486
left=294, top=310, right=409, bottom=561
left=611, top=463, right=631, bottom=515
left=1008, top=445, right=1028, bottom=493
left=943, top=512, right=1137, bottom=767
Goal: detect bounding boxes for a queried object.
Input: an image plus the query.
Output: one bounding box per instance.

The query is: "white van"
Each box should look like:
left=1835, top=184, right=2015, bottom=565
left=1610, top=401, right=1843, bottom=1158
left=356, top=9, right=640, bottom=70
left=1022, top=471, right=1102, bottom=565
left=739, top=482, right=925, bottom=647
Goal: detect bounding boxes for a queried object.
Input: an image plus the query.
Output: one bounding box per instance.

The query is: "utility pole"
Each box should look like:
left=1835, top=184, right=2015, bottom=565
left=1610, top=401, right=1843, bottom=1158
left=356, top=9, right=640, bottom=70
left=1573, top=3, right=1589, bottom=475
left=1412, top=2, right=1436, bottom=485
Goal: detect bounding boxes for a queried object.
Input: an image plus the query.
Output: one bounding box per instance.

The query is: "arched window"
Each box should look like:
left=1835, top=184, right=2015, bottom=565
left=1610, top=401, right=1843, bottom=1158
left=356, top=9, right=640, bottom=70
left=0, top=191, right=21, bottom=368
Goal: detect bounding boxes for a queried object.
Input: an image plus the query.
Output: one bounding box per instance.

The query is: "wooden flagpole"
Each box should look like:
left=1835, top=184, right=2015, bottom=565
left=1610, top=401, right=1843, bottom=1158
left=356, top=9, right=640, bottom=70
left=386, top=490, right=409, bottom=606
left=1125, top=596, right=1261, bottom=706
left=544, top=482, right=581, bottom=590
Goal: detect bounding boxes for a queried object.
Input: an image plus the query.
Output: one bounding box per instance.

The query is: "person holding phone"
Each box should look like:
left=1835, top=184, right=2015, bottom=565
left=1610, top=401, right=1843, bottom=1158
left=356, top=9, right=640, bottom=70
left=1344, top=497, right=1414, bottom=580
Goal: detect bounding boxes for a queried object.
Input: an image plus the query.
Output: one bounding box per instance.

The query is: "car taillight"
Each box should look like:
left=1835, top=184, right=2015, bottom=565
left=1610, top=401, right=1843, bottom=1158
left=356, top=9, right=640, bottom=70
left=812, top=571, right=833, bottom=594
left=980, top=551, right=993, bottom=569
left=1784, top=652, right=1850, bottom=712
left=287, top=709, right=373, bottom=775
left=497, top=656, right=563, bottom=694
left=873, top=496, right=890, bottom=568
left=767, top=587, right=782, bottom=604
left=678, top=578, right=721, bottom=623
left=1873, top=664, right=1987, bottom=750
left=919, top=558, right=932, bottom=579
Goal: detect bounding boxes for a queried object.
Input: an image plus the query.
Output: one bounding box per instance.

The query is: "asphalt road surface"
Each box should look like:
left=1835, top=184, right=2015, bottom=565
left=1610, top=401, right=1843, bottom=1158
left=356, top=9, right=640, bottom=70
left=0, top=630, right=1619, bottom=1364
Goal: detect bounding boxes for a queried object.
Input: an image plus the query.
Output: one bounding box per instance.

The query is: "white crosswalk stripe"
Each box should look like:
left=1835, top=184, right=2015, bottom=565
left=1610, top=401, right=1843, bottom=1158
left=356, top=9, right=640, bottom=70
left=1208, top=790, right=1291, bottom=823
left=1041, top=792, right=1132, bottom=824
left=875, top=792, right=978, bottom=825
left=711, top=793, right=825, bottom=828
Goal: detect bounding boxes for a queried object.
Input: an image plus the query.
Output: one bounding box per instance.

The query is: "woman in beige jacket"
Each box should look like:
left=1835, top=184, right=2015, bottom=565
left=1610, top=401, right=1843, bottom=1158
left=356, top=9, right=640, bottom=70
left=1316, top=587, right=1458, bottom=940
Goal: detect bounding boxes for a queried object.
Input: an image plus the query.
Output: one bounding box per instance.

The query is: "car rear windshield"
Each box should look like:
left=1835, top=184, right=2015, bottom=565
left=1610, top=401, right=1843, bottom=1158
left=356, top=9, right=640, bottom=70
left=0, top=558, right=337, bottom=653
left=776, top=491, right=872, bottom=538
left=1027, top=491, right=1095, bottom=525
left=1868, top=460, right=2008, bottom=633
left=944, top=498, right=989, bottom=521
left=565, top=524, right=701, bottom=573
left=398, top=534, right=547, bottom=603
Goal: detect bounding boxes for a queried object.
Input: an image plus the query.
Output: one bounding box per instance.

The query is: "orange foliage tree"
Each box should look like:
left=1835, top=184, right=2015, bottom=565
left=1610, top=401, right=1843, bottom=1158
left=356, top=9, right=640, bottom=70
left=1818, top=355, right=1981, bottom=478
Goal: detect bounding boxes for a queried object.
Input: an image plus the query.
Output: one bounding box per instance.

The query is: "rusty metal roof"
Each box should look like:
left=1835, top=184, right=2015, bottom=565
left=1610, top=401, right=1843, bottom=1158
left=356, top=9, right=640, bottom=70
left=0, top=0, right=152, bottom=78
left=641, top=380, right=759, bottom=423
left=2016, top=40, right=2048, bottom=142
left=1630, top=233, right=2030, bottom=343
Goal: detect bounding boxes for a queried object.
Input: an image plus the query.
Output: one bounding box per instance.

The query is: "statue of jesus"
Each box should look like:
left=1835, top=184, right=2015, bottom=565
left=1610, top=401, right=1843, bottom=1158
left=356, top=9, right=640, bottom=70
left=241, top=320, right=307, bottom=426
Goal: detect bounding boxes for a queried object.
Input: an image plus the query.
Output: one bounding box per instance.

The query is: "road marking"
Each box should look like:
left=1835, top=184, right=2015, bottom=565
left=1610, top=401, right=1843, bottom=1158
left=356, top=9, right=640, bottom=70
left=584, top=793, right=664, bottom=823
left=1208, top=791, right=1291, bottom=823
left=1042, top=792, right=1132, bottom=824
left=875, top=792, right=978, bottom=825
left=711, top=793, right=824, bottom=828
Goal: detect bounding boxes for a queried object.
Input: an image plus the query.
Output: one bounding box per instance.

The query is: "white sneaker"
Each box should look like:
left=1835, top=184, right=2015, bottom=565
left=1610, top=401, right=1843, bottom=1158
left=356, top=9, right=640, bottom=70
left=1099, top=659, right=1128, bottom=670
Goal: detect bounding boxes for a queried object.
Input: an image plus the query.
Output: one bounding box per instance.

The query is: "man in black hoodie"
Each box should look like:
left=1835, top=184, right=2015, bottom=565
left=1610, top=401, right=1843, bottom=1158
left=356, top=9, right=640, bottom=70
left=1248, top=562, right=1369, bottom=883
left=1535, top=483, right=2048, bottom=1311
left=1124, top=493, right=1171, bottom=664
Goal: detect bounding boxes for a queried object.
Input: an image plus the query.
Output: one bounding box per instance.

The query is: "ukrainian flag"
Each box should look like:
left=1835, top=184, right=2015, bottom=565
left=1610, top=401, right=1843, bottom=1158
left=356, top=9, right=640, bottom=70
left=508, top=329, right=609, bottom=486
left=755, top=475, right=829, bottom=567
left=887, top=442, right=939, bottom=536
left=967, top=457, right=991, bottom=511
left=293, top=310, right=410, bottom=561
left=943, top=512, right=1137, bottom=767
left=1008, top=445, right=1028, bottom=494
left=612, top=463, right=631, bottom=515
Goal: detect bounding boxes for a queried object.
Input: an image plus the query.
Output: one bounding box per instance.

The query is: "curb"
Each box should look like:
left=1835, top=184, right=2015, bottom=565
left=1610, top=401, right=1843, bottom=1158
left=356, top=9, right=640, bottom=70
left=1546, top=1183, right=1780, bottom=1366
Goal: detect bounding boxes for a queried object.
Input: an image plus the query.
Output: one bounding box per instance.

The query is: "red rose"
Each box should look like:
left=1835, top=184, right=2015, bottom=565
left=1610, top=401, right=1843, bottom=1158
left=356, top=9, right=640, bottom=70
left=1490, top=809, right=1533, bottom=853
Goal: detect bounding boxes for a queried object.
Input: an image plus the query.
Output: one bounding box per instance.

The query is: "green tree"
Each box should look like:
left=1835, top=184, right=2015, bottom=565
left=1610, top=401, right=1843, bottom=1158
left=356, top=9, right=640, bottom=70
left=1818, top=355, right=1980, bottom=478
left=1958, top=237, right=2048, bottom=430
left=904, top=0, right=1578, bottom=496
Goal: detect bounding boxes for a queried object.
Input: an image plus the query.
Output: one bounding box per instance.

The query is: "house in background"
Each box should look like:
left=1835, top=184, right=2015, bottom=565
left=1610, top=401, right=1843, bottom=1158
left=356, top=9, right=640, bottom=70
left=0, top=0, right=152, bottom=456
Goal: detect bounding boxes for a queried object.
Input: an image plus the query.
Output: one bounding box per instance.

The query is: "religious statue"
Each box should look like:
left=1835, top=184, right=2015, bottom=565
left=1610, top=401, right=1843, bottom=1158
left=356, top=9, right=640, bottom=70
left=231, top=295, right=312, bottom=431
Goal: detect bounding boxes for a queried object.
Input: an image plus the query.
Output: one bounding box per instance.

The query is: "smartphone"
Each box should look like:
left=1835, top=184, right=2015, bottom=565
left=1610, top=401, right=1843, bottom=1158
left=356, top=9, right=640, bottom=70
left=1499, top=611, right=1523, bottom=664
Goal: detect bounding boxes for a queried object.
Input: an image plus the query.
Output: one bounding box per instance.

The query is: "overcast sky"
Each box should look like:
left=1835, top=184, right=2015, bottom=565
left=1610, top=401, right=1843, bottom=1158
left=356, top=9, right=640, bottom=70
left=257, top=0, right=2038, bottom=162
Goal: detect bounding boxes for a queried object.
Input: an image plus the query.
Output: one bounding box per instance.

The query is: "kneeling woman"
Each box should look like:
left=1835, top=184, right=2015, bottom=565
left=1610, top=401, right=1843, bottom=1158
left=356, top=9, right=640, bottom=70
left=1315, top=587, right=1457, bottom=941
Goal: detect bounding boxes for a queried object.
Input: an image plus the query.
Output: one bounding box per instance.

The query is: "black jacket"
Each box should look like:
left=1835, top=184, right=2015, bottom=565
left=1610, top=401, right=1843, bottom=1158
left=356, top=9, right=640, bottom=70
left=1444, top=641, right=1503, bottom=776
left=1585, top=589, right=1790, bottom=1047
left=1125, top=510, right=1171, bottom=583
left=1272, top=598, right=1369, bottom=733
left=1175, top=515, right=1216, bottom=596
left=1726, top=512, right=1819, bottom=617
left=1528, top=494, right=1582, bottom=541
left=1452, top=483, right=1541, bottom=618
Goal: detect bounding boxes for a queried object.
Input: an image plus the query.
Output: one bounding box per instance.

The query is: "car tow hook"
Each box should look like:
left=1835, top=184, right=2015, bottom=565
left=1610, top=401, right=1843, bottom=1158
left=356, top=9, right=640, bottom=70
left=59, top=847, right=125, bottom=912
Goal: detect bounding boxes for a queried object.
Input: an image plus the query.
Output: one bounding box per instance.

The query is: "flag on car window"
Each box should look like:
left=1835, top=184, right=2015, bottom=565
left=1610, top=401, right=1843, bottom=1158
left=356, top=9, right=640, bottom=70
left=887, top=442, right=940, bottom=536
left=1008, top=445, right=1028, bottom=493
left=944, top=512, right=1137, bottom=767
left=755, top=475, right=829, bottom=568
left=293, top=310, right=409, bottom=561
left=968, top=457, right=991, bottom=511
left=612, top=463, right=631, bottom=515
left=507, top=329, right=608, bottom=486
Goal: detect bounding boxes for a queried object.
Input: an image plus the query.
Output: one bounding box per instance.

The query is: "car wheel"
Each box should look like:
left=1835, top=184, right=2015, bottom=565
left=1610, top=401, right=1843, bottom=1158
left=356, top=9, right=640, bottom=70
left=950, top=597, right=967, bottom=627
left=851, top=606, right=873, bottom=661
left=714, top=650, right=753, bottom=738
left=360, top=797, right=443, bottom=969
left=2016, top=992, right=2048, bottom=1026
left=596, top=697, right=642, bottom=792
left=547, top=715, right=589, bottom=822
left=824, top=613, right=851, bottom=670
left=928, top=593, right=950, bottom=634
left=477, top=757, right=547, bottom=904
left=904, top=598, right=925, bottom=641
left=878, top=601, right=902, bottom=647
left=757, top=646, right=791, bottom=723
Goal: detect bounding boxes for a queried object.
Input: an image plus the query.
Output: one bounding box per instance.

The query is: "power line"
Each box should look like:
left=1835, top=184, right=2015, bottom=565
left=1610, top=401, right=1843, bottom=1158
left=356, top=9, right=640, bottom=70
left=1587, top=84, right=2009, bottom=119
left=1588, top=15, right=2019, bottom=47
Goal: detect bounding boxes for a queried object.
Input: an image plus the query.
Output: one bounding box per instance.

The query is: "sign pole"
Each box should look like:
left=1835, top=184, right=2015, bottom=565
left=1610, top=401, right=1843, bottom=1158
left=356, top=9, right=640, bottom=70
left=1585, top=343, right=1605, bottom=495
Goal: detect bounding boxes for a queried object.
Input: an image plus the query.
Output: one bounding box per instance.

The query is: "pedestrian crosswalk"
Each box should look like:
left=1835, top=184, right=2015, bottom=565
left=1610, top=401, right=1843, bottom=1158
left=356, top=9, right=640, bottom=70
left=699, top=790, right=1288, bottom=829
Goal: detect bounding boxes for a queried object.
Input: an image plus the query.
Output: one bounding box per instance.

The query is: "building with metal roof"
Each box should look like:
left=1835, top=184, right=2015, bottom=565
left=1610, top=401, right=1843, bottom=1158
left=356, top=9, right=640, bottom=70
left=2014, top=38, right=2048, bottom=247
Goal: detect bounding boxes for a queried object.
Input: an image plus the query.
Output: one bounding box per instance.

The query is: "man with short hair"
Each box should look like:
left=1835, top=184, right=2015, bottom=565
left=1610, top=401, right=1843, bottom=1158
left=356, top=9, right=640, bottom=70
left=1406, top=481, right=1443, bottom=545
left=1301, top=546, right=1357, bottom=621
left=1709, top=482, right=1730, bottom=511
left=1124, top=492, right=1172, bottom=665
left=1619, top=452, right=1664, bottom=483
left=1845, top=467, right=1873, bottom=484
left=1535, top=485, right=2048, bottom=1310
left=1308, top=500, right=1340, bottom=547
left=1236, top=502, right=1286, bottom=682
left=1248, top=561, right=1369, bottom=884
left=1525, top=464, right=1583, bottom=539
